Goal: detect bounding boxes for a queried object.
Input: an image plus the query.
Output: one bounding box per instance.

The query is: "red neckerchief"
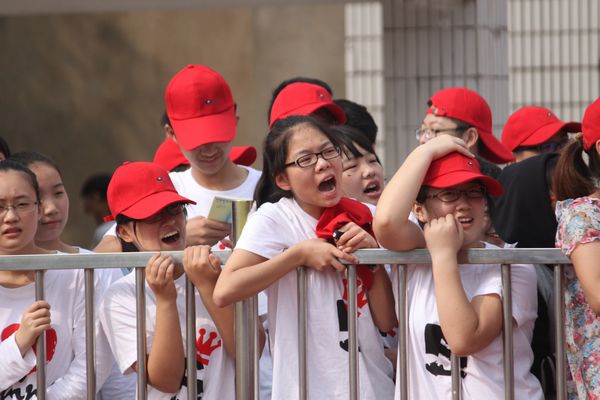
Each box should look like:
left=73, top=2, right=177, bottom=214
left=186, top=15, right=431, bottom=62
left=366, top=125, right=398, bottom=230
left=315, top=197, right=376, bottom=290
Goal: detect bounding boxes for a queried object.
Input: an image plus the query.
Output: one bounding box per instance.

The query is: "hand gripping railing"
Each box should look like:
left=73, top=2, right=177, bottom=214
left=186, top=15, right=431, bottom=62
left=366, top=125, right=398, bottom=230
left=0, top=247, right=571, bottom=399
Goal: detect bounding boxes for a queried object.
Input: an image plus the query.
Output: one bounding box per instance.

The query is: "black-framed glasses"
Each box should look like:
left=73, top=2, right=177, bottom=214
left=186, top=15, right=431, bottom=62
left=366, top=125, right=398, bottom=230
left=425, top=186, right=487, bottom=203
left=140, top=203, right=186, bottom=224
left=0, top=201, right=38, bottom=218
left=415, top=126, right=468, bottom=141
left=284, top=146, right=341, bottom=168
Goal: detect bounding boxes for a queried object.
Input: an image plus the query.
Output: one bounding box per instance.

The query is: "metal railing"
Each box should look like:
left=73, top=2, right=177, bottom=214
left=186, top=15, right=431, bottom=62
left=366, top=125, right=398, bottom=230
left=0, top=247, right=570, bottom=399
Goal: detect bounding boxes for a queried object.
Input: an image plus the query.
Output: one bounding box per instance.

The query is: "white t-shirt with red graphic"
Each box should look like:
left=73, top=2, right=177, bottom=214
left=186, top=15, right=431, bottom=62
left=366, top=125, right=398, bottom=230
left=0, top=267, right=113, bottom=399
left=99, top=271, right=235, bottom=400
left=235, top=197, right=394, bottom=400
left=394, top=242, right=543, bottom=399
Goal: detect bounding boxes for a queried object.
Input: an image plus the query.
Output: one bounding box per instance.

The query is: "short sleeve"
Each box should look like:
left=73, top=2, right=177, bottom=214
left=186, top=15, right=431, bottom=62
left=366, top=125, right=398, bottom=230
left=235, top=205, right=293, bottom=260
left=556, top=198, right=600, bottom=256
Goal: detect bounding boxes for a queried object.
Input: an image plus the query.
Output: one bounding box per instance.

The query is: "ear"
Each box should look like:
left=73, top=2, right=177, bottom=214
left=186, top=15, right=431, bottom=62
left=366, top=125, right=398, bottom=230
left=413, top=202, right=429, bottom=224
left=116, top=223, right=135, bottom=244
left=464, top=128, right=479, bottom=149
left=274, top=172, right=291, bottom=192
left=595, top=139, right=600, bottom=157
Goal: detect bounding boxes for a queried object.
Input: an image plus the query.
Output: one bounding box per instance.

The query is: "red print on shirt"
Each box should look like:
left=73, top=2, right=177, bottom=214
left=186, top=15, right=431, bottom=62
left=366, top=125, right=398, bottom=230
left=1, top=323, right=57, bottom=374
left=195, top=328, right=221, bottom=366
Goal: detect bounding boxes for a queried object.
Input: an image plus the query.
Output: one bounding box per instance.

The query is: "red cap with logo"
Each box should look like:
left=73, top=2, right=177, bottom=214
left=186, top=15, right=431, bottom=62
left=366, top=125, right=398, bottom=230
left=423, top=152, right=503, bottom=196
left=269, top=82, right=346, bottom=128
left=165, top=64, right=236, bottom=151
left=582, top=98, right=600, bottom=151
left=427, top=88, right=514, bottom=164
left=501, top=106, right=581, bottom=151
left=105, top=161, right=195, bottom=221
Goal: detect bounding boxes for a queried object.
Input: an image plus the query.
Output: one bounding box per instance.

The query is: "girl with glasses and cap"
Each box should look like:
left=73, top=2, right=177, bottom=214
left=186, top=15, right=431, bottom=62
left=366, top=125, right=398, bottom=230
left=374, top=136, right=543, bottom=399
left=552, top=98, right=600, bottom=399
left=98, top=161, right=252, bottom=400
left=0, top=160, right=112, bottom=399
left=213, top=115, right=396, bottom=399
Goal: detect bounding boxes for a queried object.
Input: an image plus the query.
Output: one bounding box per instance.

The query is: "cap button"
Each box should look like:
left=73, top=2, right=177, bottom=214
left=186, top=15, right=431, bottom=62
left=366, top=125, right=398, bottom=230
left=205, top=99, right=213, bottom=105
left=156, top=176, right=163, bottom=181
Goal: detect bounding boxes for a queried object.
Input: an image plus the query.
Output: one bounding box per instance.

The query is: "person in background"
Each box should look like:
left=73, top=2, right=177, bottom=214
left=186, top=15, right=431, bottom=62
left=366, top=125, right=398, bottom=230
left=80, top=173, right=114, bottom=248
left=0, top=136, right=10, bottom=161
left=501, top=106, right=581, bottom=163
left=334, top=98, right=378, bottom=145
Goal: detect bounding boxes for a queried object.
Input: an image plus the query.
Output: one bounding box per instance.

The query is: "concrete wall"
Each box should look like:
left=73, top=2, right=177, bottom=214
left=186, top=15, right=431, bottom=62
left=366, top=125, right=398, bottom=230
left=0, top=5, right=345, bottom=247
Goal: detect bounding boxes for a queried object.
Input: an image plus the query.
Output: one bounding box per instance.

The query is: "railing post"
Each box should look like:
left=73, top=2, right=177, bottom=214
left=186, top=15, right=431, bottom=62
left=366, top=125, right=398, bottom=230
left=396, top=264, right=408, bottom=400
left=135, top=267, right=147, bottom=400
left=501, top=264, right=514, bottom=400
left=451, top=354, right=462, bottom=400
left=232, top=200, right=257, bottom=400
left=554, top=264, right=567, bottom=400
left=35, top=270, right=46, bottom=400
left=297, top=267, right=307, bottom=400
left=186, top=276, right=197, bottom=400
left=84, top=269, right=96, bottom=399
left=347, top=264, right=359, bottom=400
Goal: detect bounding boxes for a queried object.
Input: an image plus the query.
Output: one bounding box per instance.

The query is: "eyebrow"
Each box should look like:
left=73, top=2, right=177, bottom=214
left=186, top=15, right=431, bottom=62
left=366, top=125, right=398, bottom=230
left=0, top=194, right=34, bottom=202
left=291, top=141, right=332, bottom=157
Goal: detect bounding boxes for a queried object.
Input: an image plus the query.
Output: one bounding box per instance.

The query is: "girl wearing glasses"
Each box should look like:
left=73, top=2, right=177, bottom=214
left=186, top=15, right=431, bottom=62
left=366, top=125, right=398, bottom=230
left=552, top=98, right=600, bottom=399
left=214, top=115, right=396, bottom=399
left=98, top=161, right=248, bottom=400
left=0, top=160, right=112, bottom=399
left=374, top=136, right=543, bottom=399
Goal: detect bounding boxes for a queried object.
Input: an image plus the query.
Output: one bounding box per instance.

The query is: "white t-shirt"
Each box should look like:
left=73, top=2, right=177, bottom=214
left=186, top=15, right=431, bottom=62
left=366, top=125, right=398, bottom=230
left=394, top=242, right=543, bottom=400
left=235, top=197, right=395, bottom=400
left=0, top=267, right=113, bottom=399
left=99, top=271, right=235, bottom=400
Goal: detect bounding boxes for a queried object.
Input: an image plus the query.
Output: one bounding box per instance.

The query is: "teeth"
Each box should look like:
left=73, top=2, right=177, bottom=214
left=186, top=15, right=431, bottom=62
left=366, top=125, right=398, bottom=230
left=162, top=231, right=178, bottom=240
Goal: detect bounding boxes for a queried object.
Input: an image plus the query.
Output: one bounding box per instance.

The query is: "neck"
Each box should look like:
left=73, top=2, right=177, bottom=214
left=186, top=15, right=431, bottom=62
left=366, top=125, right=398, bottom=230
left=36, top=238, right=78, bottom=254
left=0, top=270, right=36, bottom=288
left=191, top=162, right=248, bottom=191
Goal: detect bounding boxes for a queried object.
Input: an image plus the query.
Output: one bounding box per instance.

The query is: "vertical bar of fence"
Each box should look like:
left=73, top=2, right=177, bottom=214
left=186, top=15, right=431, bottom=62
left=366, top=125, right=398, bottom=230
left=396, top=264, right=408, bottom=400
left=297, top=267, right=307, bottom=400
left=347, top=264, right=359, bottom=400
left=35, top=270, right=46, bottom=400
left=186, top=277, right=197, bottom=400
left=232, top=200, right=256, bottom=400
left=501, top=264, right=514, bottom=400
left=135, top=267, right=147, bottom=400
left=451, top=354, right=462, bottom=400
left=554, top=264, right=566, bottom=400
left=251, top=296, right=260, bottom=400
left=84, top=269, right=96, bottom=399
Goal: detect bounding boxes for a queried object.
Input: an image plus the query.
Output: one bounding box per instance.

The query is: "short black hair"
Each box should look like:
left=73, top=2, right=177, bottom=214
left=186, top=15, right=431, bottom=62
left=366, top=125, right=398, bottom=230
left=161, top=111, right=171, bottom=127
left=10, top=151, right=62, bottom=177
left=80, top=173, right=112, bottom=200
left=334, top=99, right=378, bottom=145
left=267, top=77, right=333, bottom=123
left=0, top=136, right=10, bottom=159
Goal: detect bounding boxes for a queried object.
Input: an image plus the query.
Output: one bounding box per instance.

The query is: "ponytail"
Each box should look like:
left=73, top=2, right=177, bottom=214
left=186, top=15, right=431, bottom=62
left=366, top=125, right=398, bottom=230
left=553, top=135, right=595, bottom=201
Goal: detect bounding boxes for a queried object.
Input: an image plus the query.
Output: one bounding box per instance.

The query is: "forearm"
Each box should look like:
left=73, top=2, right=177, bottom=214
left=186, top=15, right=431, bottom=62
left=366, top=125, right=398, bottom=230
left=214, top=249, right=301, bottom=307
left=146, top=300, right=185, bottom=393
left=366, top=267, right=397, bottom=332
left=0, top=334, right=36, bottom=391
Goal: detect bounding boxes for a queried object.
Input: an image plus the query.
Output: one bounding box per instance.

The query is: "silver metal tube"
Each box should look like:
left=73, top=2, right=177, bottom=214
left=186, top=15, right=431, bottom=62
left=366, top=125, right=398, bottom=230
left=35, top=270, right=46, bottom=400
left=232, top=199, right=257, bottom=400
left=135, top=267, right=147, bottom=400
left=251, top=295, right=260, bottom=400
left=297, top=267, right=307, bottom=400
left=501, top=264, right=514, bottom=400
left=347, top=264, right=359, bottom=400
left=84, top=269, right=96, bottom=399
left=554, top=264, right=566, bottom=400
left=186, top=276, right=197, bottom=400
left=451, top=354, right=462, bottom=400
left=396, top=264, right=408, bottom=400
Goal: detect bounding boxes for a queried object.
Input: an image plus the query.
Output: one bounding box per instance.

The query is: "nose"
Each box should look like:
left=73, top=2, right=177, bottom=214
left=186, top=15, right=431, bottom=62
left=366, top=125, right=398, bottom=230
left=2, top=206, right=20, bottom=221
left=314, top=154, right=332, bottom=171
left=41, top=199, right=58, bottom=215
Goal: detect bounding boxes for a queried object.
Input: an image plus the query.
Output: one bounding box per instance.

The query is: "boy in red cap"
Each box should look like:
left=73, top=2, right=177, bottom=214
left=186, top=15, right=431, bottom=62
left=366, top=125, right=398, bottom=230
left=416, top=87, right=514, bottom=178
left=374, top=135, right=543, bottom=399
left=501, top=106, right=581, bottom=162
left=95, top=64, right=261, bottom=252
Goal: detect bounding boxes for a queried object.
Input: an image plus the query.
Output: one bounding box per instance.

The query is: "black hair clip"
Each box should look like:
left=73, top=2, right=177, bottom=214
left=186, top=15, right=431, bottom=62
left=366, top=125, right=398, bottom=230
left=332, top=229, right=344, bottom=242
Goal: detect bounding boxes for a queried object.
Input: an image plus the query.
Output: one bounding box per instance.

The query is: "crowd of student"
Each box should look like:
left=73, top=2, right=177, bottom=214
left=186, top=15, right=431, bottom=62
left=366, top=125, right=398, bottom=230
left=0, top=62, right=599, bottom=400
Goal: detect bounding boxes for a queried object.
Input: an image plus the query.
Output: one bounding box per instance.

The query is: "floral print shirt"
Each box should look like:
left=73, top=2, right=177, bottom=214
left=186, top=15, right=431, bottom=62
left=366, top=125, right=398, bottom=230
left=556, top=196, right=600, bottom=400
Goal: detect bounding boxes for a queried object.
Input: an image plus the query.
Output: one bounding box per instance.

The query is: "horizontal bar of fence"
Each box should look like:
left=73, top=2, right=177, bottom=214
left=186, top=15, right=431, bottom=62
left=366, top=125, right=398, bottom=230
left=0, top=248, right=570, bottom=271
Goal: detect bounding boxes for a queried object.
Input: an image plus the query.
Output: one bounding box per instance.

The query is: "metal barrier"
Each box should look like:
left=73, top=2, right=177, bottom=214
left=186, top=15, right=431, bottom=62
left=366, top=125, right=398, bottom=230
left=0, top=248, right=571, bottom=399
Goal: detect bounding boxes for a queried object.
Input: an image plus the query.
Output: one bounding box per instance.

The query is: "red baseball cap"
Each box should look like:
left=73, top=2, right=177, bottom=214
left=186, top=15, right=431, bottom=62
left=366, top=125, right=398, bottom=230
left=582, top=98, right=600, bottom=151
left=165, top=64, right=236, bottom=151
left=427, top=88, right=514, bottom=164
left=423, top=152, right=503, bottom=197
left=501, top=106, right=581, bottom=151
left=269, top=82, right=346, bottom=128
left=229, top=145, right=257, bottom=166
left=106, top=161, right=195, bottom=221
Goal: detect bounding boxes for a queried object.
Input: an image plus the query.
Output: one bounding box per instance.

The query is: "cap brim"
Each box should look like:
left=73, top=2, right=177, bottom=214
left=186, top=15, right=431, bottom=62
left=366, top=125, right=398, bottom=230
left=477, top=130, right=515, bottom=164
left=121, top=191, right=196, bottom=220
left=229, top=146, right=257, bottom=166
left=426, top=171, right=503, bottom=197
left=519, top=121, right=582, bottom=147
left=170, top=106, right=236, bottom=151
left=270, top=102, right=347, bottom=128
